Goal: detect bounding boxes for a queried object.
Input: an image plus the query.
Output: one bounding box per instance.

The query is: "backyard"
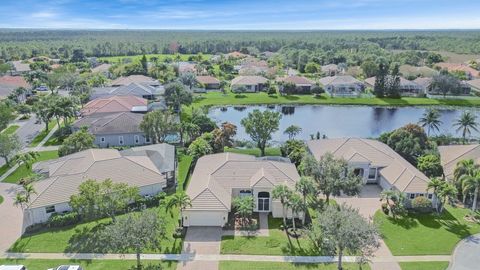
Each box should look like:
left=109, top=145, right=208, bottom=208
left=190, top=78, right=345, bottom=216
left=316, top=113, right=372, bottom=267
left=1, top=150, right=59, bottom=184
left=0, top=259, right=177, bottom=270
left=219, top=261, right=370, bottom=270
left=221, top=215, right=317, bottom=256
left=374, top=206, right=480, bottom=255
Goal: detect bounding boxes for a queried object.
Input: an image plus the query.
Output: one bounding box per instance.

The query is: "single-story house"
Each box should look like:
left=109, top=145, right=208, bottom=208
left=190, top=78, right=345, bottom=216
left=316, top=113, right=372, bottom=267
left=319, top=75, right=365, bottom=97
left=110, top=75, right=161, bottom=87
left=231, top=76, right=268, bottom=92
left=435, top=63, right=480, bottom=79
left=10, top=61, right=31, bottom=75
left=400, top=65, right=438, bottom=78
left=277, top=75, right=314, bottom=93
left=195, top=75, right=221, bottom=91
left=73, top=112, right=148, bottom=148
left=413, top=77, right=433, bottom=92
left=467, top=79, right=480, bottom=94
left=321, top=64, right=340, bottom=76
left=0, top=75, right=31, bottom=100
left=81, top=95, right=148, bottom=116
left=91, top=63, right=112, bottom=78
left=91, top=82, right=165, bottom=100
left=184, top=153, right=301, bottom=227
left=439, top=144, right=480, bottom=180
left=177, top=62, right=197, bottom=74
left=307, top=138, right=435, bottom=203
left=364, top=76, right=424, bottom=96
left=26, top=144, right=175, bottom=226
left=427, top=81, right=472, bottom=97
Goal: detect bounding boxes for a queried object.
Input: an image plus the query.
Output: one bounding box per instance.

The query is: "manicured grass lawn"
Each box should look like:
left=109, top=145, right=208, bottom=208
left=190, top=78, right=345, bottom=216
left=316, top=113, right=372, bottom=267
left=177, top=153, right=193, bottom=191
left=2, top=150, right=59, bottom=184
left=374, top=206, right=480, bottom=255
left=221, top=215, right=316, bottom=256
left=190, top=91, right=480, bottom=108
left=0, top=259, right=177, bottom=270
left=219, top=261, right=370, bottom=270
left=99, top=53, right=212, bottom=63
left=1, top=124, right=20, bottom=135
left=29, top=120, right=57, bottom=147
left=224, top=147, right=281, bottom=157
left=399, top=261, right=449, bottom=270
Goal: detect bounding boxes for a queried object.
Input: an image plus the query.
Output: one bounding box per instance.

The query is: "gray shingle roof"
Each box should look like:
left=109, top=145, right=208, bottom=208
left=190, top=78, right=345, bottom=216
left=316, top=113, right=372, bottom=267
left=73, top=112, right=144, bottom=135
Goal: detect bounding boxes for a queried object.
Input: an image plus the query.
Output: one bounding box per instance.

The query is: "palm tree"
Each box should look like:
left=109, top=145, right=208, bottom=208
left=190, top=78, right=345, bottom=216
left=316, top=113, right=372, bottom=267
left=454, top=159, right=479, bottom=204
left=419, top=109, right=442, bottom=136
left=13, top=193, right=28, bottom=210
left=460, top=169, right=480, bottom=212
left=287, top=193, right=304, bottom=232
left=437, top=183, right=457, bottom=213
left=427, top=177, right=445, bottom=212
left=166, top=192, right=192, bottom=227
left=272, top=185, right=292, bottom=229
left=380, top=190, right=396, bottom=206
left=454, top=111, right=478, bottom=143
left=23, top=183, right=37, bottom=203
left=295, top=176, right=314, bottom=225
left=13, top=151, right=39, bottom=170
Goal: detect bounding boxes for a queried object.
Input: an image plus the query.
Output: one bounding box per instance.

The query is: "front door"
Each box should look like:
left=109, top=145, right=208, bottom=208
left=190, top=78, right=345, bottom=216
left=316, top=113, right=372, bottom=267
left=257, top=192, right=270, bottom=212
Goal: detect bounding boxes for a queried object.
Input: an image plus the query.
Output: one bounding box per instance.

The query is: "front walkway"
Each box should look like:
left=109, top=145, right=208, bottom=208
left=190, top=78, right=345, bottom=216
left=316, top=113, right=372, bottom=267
left=449, top=233, right=480, bottom=270
left=177, top=227, right=222, bottom=270
left=334, top=185, right=401, bottom=270
left=0, top=183, right=25, bottom=253
left=223, top=212, right=270, bottom=237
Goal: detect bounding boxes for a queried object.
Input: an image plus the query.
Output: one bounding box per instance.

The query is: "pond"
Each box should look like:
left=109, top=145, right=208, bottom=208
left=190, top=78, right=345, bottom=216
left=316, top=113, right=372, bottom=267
left=207, top=105, right=480, bottom=142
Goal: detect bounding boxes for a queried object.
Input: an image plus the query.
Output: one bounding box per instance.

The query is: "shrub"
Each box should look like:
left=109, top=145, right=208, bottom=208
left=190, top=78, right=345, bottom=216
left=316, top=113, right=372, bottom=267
left=381, top=203, right=390, bottom=215
left=47, top=212, right=80, bottom=228
left=411, top=196, right=433, bottom=213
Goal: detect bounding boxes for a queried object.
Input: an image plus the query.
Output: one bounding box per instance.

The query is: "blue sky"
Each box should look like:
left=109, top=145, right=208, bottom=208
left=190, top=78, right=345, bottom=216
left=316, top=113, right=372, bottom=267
left=1, top=0, right=480, bottom=30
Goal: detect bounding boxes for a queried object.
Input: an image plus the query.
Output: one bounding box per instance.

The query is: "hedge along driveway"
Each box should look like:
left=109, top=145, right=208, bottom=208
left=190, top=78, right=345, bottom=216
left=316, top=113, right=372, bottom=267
left=374, top=206, right=480, bottom=256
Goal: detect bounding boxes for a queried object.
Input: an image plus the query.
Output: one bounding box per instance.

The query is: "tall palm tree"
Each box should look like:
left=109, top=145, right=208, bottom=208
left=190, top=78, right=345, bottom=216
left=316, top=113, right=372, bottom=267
left=166, top=192, right=192, bottom=227
left=454, top=159, right=479, bottom=203
left=419, top=108, right=443, bottom=136
left=295, top=176, right=314, bottom=225
left=23, top=183, right=37, bottom=203
left=460, top=169, right=480, bottom=212
left=287, top=193, right=304, bottom=232
left=272, top=185, right=292, bottom=229
left=427, top=177, right=445, bottom=212
left=454, top=111, right=478, bottom=143
left=13, top=193, right=28, bottom=210
left=437, top=183, right=457, bottom=213
left=13, top=151, right=39, bottom=170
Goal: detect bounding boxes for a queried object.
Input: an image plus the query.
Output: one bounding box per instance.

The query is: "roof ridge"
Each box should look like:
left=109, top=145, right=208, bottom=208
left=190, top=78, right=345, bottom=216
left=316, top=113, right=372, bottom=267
left=268, top=161, right=295, bottom=184
left=27, top=176, right=60, bottom=208
left=444, top=145, right=480, bottom=167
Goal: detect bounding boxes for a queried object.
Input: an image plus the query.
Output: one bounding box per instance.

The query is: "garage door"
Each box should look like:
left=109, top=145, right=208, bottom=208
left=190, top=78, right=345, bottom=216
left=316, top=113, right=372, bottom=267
left=185, top=211, right=226, bottom=227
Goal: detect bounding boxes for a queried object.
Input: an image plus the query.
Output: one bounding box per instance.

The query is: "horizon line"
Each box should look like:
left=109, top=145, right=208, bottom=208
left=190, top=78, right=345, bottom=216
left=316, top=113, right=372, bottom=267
left=2, top=27, right=480, bottom=31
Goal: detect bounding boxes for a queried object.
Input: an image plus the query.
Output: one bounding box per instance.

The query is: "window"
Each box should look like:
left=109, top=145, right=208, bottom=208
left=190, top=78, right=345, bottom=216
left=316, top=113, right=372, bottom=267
left=45, top=205, right=55, bottom=214
left=353, top=168, right=364, bottom=177
left=428, top=194, right=433, bottom=199
left=100, top=137, right=105, bottom=143
left=118, top=136, right=124, bottom=145
left=145, top=137, right=151, bottom=143
left=368, top=168, right=377, bottom=179
left=239, top=190, right=252, bottom=197
left=419, top=194, right=424, bottom=197
left=134, top=135, right=140, bottom=144
left=409, top=193, right=415, bottom=199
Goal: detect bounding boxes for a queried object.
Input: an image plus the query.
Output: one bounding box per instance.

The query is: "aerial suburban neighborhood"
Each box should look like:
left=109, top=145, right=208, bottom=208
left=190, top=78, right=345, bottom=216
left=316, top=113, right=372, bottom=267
left=1, top=1, right=480, bottom=270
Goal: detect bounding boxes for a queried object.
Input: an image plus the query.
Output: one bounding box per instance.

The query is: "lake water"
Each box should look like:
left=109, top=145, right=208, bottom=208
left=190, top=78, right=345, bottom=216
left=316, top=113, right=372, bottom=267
left=208, top=105, right=480, bottom=142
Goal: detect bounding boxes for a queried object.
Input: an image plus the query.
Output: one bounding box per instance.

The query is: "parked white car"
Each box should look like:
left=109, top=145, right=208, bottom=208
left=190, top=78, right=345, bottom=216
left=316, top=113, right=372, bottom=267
left=0, top=266, right=27, bottom=270
left=48, top=266, right=83, bottom=270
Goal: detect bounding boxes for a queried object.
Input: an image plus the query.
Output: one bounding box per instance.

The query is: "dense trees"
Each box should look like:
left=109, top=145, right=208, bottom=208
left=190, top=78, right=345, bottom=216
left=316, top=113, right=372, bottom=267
left=164, top=82, right=193, bottom=111
left=140, top=110, right=178, bottom=144
left=0, top=133, right=21, bottom=166
left=58, top=127, right=95, bottom=157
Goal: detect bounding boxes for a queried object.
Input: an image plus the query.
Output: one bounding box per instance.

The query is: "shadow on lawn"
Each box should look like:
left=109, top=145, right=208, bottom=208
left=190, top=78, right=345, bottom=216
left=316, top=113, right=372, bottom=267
left=65, top=223, right=110, bottom=253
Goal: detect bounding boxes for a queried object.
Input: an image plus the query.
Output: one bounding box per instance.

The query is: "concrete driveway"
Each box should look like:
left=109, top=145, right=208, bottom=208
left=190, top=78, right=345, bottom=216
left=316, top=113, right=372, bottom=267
left=449, top=233, right=480, bottom=270
left=0, top=183, right=24, bottom=253
left=177, top=227, right=222, bottom=270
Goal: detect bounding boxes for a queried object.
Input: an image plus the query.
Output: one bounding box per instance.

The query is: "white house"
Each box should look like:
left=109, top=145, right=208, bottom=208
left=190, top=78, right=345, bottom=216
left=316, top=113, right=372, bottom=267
left=183, top=153, right=301, bottom=227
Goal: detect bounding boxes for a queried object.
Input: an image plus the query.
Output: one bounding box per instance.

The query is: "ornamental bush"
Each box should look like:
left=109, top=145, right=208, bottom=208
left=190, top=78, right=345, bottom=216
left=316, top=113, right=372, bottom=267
left=411, top=196, right=433, bottom=213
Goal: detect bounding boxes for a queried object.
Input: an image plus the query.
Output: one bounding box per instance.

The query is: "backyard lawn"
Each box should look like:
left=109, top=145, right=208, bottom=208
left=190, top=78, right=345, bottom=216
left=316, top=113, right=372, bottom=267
left=399, top=261, right=449, bottom=270
left=1, top=124, right=20, bottom=135
left=221, top=215, right=316, bottom=256
left=0, top=259, right=177, bottom=270
left=177, top=153, right=193, bottom=191
left=225, top=147, right=282, bottom=157
left=190, top=91, right=480, bottom=108
left=2, top=150, right=59, bottom=184
left=374, top=206, right=480, bottom=255
left=219, top=261, right=370, bottom=270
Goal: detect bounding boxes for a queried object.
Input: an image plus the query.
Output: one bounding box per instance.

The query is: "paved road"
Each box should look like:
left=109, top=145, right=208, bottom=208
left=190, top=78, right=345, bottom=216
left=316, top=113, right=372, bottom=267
left=449, top=233, right=480, bottom=270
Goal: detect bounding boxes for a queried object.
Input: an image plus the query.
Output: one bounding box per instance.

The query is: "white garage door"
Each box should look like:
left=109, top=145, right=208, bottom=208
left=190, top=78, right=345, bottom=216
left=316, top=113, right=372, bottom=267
left=186, top=211, right=226, bottom=227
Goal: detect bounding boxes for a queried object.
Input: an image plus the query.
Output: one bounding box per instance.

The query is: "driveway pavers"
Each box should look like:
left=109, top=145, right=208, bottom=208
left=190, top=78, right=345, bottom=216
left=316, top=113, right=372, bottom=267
left=177, top=226, right=222, bottom=270
left=0, top=183, right=24, bottom=253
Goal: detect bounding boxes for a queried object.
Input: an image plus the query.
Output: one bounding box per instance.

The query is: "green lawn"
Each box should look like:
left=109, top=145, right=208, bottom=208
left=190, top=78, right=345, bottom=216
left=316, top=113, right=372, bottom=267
left=224, top=147, right=282, bottom=157
left=221, top=215, right=316, bottom=256
left=219, top=261, right=370, bottom=270
left=399, top=261, right=449, bottom=270
left=374, top=206, right=480, bottom=255
left=1, top=125, right=20, bottom=135
left=177, top=153, right=193, bottom=191
left=0, top=259, right=177, bottom=270
left=2, top=150, right=59, bottom=184
left=189, top=91, right=480, bottom=108
left=99, top=53, right=212, bottom=63
left=29, top=120, right=57, bottom=147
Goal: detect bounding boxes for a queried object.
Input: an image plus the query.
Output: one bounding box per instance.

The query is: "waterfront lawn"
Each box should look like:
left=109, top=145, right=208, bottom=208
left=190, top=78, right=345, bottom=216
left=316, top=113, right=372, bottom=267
left=399, top=261, right=449, bottom=270
left=225, top=147, right=281, bottom=157
left=1, top=125, right=20, bottom=135
left=219, top=261, right=370, bottom=270
left=374, top=206, right=480, bottom=255
left=190, top=91, right=480, bottom=108
left=2, top=150, right=59, bottom=184
left=0, top=259, right=176, bottom=270
left=221, top=215, right=317, bottom=256
left=29, top=120, right=57, bottom=147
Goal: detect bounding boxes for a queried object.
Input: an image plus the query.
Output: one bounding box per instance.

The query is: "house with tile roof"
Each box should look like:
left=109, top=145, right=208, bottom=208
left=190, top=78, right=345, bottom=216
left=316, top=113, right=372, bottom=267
left=439, top=144, right=480, bottom=180
left=364, top=76, right=424, bottom=96
left=0, top=75, right=31, bottom=99
left=184, top=153, right=301, bottom=227
left=307, top=138, right=435, bottom=203
left=91, top=82, right=165, bottom=100
left=110, top=75, right=160, bottom=87
left=319, top=75, right=365, bottom=97
left=81, top=95, right=148, bottom=116
left=435, top=63, right=480, bottom=79
left=230, top=75, right=268, bottom=92
left=25, top=144, right=175, bottom=226
left=196, top=75, right=221, bottom=91
left=277, top=75, right=314, bottom=93
left=467, top=79, right=480, bottom=94
left=10, top=61, right=31, bottom=75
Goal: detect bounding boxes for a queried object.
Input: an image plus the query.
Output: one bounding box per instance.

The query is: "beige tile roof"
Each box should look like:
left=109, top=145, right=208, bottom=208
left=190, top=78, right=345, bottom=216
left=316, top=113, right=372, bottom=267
left=277, top=76, right=314, bottom=86
left=197, top=75, right=220, bottom=85
left=319, top=75, right=362, bottom=86
left=365, top=76, right=420, bottom=88
left=11, top=61, right=31, bottom=72
left=439, top=144, right=480, bottom=179
left=435, top=63, right=479, bottom=77
left=186, top=153, right=300, bottom=211
left=467, top=79, right=480, bottom=91
left=73, top=112, right=144, bottom=135
left=231, top=76, right=267, bottom=86
left=81, top=95, right=147, bottom=116
left=110, top=75, right=158, bottom=86
left=29, top=147, right=171, bottom=209
left=91, top=63, right=112, bottom=73
left=307, top=138, right=430, bottom=193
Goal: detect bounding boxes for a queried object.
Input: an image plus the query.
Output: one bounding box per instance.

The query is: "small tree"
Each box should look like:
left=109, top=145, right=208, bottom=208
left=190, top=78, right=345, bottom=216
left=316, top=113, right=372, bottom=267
left=417, top=154, right=444, bottom=178
left=0, top=133, right=21, bottom=166
left=283, top=125, right=302, bottom=140
left=12, top=151, right=39, bottom=170
left=58, top=127, right=95, bottom=157
left=212, top=122, right=237, bottom=152
left=102, top=210, right=166, bottom=270
left=232, top=196, right=255, bottom=227
left=166, top=192, right=192, bottom=227
left=380, top=190, right=406, bottom=219
left=187, top=134, right=214, bottom=161
left=295, top=176, right=314, bottom=225
left=308, top=204, right=379, bottom=270
left=241, top=109, right=281, bottom=156
left=272, top=184, right=292, bottom=229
